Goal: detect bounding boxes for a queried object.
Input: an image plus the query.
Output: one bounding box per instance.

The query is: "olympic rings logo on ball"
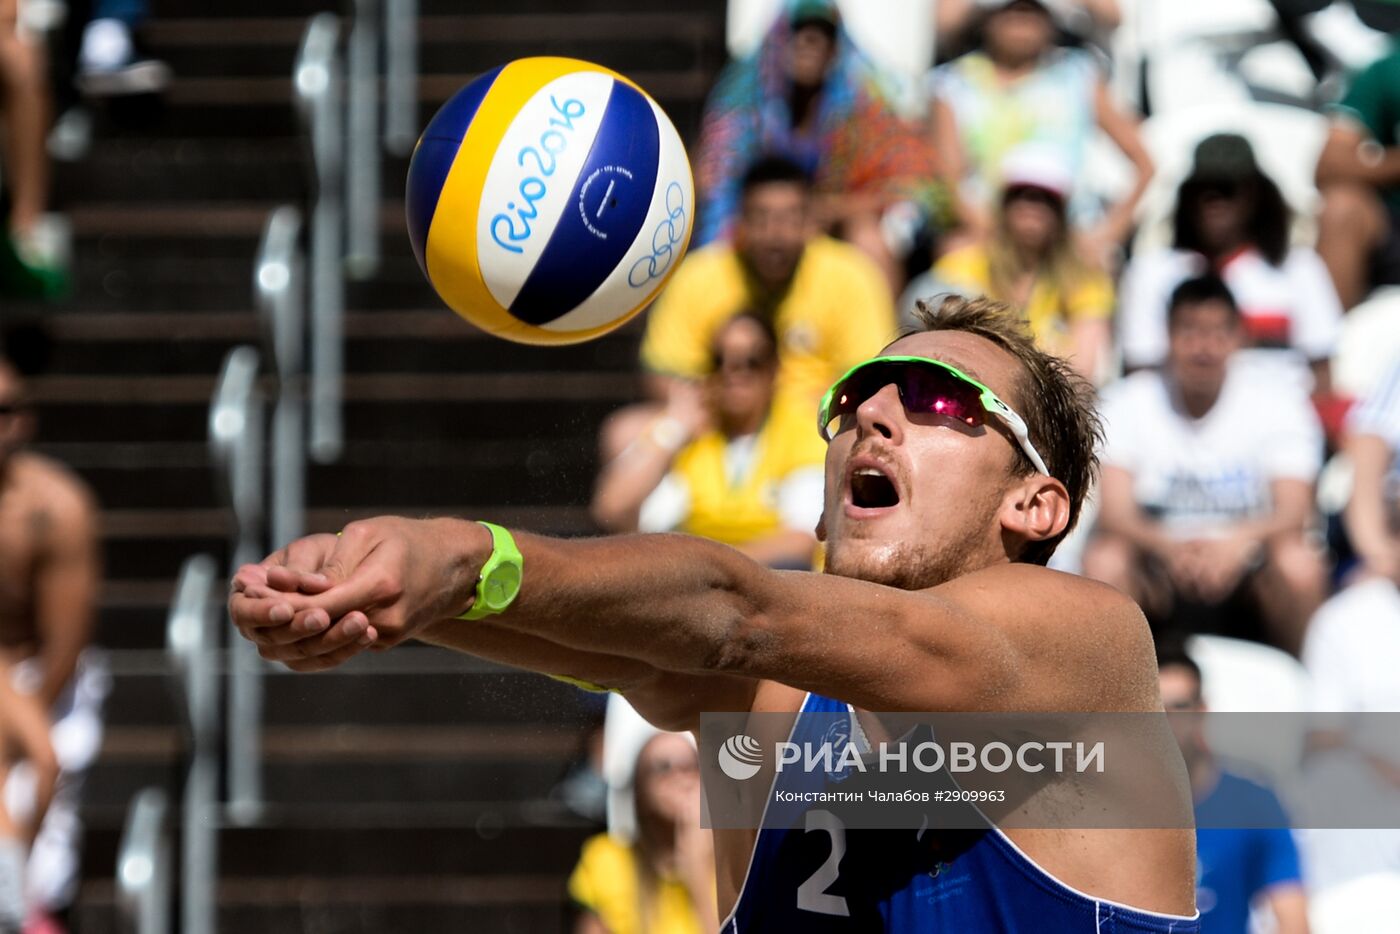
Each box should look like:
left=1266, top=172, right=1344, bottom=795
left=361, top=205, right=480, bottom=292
left=488, top=95, right=588, bottom=255
left=627, top=182, right=687, bottom=288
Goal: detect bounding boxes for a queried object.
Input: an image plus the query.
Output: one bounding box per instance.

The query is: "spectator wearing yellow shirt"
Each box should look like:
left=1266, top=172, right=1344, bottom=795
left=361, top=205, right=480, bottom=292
left=568, top=732, right=716, bottom=934
left=594, top=313, right=824, bottom=570
left=639, top=155, right=896, bottom=414
left=903, top=145, right=1113, bottom=382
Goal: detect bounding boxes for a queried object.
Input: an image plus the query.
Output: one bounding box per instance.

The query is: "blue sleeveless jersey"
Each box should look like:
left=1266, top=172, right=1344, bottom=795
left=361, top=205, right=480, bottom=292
left=720, top=692, right=1200, bottom=933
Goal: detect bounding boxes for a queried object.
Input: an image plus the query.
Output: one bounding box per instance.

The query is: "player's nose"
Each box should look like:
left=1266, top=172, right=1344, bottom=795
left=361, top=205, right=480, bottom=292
left=855, top=382, right=903, bottom=444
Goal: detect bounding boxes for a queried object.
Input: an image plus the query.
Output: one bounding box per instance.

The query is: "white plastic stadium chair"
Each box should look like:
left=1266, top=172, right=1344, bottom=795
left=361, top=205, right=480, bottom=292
left=1331, top=286, right=1400, bottom=403
left=1186, top=634, right=1311, bottom=791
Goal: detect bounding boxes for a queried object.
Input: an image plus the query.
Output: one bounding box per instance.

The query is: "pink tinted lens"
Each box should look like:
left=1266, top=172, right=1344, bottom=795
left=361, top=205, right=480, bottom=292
left=830, top=362, right=985, bottom=432
left=900, top=365, right=984, bottom=426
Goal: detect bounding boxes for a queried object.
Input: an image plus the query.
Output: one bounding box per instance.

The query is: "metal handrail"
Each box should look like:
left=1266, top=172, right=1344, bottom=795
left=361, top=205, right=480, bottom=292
left=208, top=346, right=266, bottom=823
left=116, top=788, right=172, bottom=934
left=166, top=554, right=220, bottom=934
left=256, top=206, right=308, bottom=551
left=346, top=0, right=382, bottom=279
left=383, top=0, right=419, bottom=155
left=295, top=13, right=346, bottom=464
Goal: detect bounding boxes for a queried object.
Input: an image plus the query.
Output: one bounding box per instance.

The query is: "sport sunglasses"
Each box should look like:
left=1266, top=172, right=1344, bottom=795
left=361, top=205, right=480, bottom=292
left=817, top=355, right=1051, bottom=476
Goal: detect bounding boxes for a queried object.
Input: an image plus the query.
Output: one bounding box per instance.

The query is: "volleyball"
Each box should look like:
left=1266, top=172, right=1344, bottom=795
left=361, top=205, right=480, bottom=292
left=406, top=57, right=694, bottom=345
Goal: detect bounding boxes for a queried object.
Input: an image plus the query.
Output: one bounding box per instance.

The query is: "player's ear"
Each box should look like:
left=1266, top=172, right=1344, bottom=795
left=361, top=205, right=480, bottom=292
left=814, top=512, right=827, bottom=543
left=998, top=474, right=1070, bottom=548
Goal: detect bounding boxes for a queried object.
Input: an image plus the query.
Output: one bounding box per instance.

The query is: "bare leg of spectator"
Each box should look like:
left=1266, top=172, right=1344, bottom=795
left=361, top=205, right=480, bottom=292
left=1250, top=533, right=1327, bottom=657
left=1317, top=183, right=1386, bottom=309
left=0, top=25, right=48, bottom=236
left=0, top=25, right=50, bottom=240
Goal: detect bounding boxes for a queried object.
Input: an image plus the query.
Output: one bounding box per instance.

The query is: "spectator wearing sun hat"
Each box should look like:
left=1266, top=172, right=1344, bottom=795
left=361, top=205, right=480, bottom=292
left=1119, top=132, right=1343, bottom=402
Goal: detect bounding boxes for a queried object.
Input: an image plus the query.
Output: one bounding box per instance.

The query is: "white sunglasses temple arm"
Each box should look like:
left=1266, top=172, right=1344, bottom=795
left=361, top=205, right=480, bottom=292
left=992, top=405, right=1052, bottom=477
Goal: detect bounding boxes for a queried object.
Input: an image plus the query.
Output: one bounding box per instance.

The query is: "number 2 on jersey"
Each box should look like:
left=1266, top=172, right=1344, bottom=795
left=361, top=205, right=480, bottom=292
left=796, top=810, right=850, bottom=917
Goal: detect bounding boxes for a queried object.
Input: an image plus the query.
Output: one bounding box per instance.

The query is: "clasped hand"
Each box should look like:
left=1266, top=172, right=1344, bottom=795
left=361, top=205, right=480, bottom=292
left=227, top=516, right=488, bottom=671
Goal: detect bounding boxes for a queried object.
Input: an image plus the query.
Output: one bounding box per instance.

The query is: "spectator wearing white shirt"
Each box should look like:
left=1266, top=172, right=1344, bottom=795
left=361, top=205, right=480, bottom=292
left=1084, top=275, right=1327, bottom=655
left=1118, top=134, right=1343, bottom=403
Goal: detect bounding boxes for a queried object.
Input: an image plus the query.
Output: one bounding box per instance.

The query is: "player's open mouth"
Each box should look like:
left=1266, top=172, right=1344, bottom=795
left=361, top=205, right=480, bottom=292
left=849, top=465, right=900, bottom=510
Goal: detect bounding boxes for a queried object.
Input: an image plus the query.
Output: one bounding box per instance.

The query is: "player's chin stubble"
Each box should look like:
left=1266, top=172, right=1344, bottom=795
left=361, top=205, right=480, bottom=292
left=823, top=537, right=969, bottom=592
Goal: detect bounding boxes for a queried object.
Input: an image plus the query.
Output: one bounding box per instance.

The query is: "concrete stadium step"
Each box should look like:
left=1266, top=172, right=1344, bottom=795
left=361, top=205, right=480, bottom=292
left=53, top=138, right=308, bottom=204
left=100, top=649, right=603, bottom=729
left=39, top=437, right=604, bottom=512
left=41, top=311, right=643, bottom=375
left=143, top=12, right=718, bottom=77
left=73, top=822, right=596, bottom=933
left=30, top=376, right=634, bottom=442
left=159, top=0, right=719, bottom=20
left=79, top=895, right=570, bottom=934
left=87, top=729, right=589, bottom=813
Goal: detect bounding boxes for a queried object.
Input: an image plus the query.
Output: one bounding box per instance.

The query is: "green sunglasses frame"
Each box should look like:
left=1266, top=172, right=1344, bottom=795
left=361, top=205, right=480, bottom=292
left=817, top=355, right=1052, bottom=477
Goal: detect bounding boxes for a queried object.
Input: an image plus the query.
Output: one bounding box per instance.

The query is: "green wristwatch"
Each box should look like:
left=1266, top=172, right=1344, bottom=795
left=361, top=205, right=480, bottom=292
left=459, top=522, right=524, bottom=620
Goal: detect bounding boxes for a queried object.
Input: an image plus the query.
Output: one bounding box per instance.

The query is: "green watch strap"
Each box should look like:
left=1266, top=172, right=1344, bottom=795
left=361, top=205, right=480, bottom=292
left=460, top=521, right=524, bottom=620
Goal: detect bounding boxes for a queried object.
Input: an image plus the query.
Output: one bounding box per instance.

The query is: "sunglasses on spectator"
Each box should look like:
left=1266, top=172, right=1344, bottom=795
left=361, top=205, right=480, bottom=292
left=0, top=400, right=29, bottom=417
left=818, top=355, right=1050, bottom=476
left=711, top=351, right=774, bottom=375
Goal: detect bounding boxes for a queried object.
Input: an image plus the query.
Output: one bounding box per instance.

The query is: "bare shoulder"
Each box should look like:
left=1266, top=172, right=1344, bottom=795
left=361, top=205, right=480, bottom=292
left=14, top=452, right=98, bottom=527
left=937, top=563, right=1160, bottom=711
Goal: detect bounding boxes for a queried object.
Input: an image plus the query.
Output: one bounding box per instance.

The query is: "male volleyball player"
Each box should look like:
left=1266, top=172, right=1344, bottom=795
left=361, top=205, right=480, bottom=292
left=230, top=296, right=1199, bottom=930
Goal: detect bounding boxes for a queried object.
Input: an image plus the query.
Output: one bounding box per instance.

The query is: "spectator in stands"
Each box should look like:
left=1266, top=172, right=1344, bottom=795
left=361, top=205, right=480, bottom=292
left=641, top=155, right=895, bottom=413
left=0, top=354, right=104, bottom=933
left=693, top=0, right=942, bottom=291
left=902, top=144, right=1112, bottom=382
left=569, top=731, right=716, bottom=934
left=1158, top=642, right=1309, bottom=934
left=935, top=0, right=1122, bottom=61
left=927, top=0, right=1152, bottom=268
left=595, top=313, right=824, bottom=570
left=0, top=658, right=57, bottom=934
left=1297, top=376, right=1400, bottom=908
left=1120, top=133, right=1342, bottom=403
left=1341, top=361, right=1400, bottom=584
left=1315, top=43, right=1400, bottom=311
left=0, top=0, right=64, bottom=300
left=1084, top=276, right=1326, bottom=654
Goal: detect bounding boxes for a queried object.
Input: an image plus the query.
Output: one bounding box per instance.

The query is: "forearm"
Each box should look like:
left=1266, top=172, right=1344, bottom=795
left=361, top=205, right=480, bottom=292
left=1345, top=497, right=1396, bottom=568
left=1317, top=137, right=1400, bottom=188
left=1231, top=479, right=1314, bottom=545
left=1097, top=504, right=1174, bottom=557
left=37, top=639, right=82, bottom=710
left=591, top=429, right=682, bottom=532
left=418, top=615, right=661, bottom=693
left=1344, top=434, right=1396, bottom=566
left=488, top=531, right=762, bottom=676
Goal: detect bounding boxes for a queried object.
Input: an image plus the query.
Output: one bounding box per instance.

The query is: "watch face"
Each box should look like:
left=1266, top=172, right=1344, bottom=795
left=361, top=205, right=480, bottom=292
left=485, top=563, right=523, bottom=607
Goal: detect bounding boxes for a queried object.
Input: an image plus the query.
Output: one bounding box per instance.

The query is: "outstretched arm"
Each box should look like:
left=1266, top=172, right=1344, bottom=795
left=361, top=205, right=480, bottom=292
left=230, top=526, right=755, bottom=731
left=231, top=518, right=1156, bottom=713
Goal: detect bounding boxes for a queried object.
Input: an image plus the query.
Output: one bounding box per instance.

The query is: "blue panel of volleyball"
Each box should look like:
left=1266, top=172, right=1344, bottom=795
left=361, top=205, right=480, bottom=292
left=406, top=57, right=695, bottom=345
